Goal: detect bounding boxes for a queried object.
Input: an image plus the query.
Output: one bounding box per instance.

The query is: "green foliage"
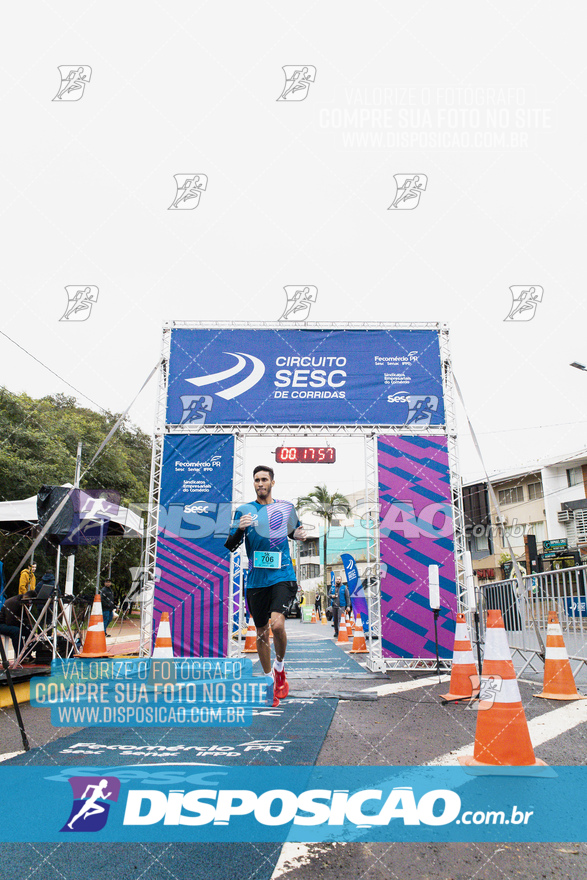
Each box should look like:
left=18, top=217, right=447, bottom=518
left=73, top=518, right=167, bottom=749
left=296, top=484, right=351, bottom=588
left=0, top=388, right=151, bottom=599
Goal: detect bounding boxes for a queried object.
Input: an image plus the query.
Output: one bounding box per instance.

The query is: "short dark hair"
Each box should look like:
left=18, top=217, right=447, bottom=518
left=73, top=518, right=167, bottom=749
left=253, top=465, right=274, bottom=480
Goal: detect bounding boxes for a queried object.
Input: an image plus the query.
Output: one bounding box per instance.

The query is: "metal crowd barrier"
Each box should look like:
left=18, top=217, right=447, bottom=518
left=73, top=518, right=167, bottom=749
left=479, top=565, right=587, bottom=676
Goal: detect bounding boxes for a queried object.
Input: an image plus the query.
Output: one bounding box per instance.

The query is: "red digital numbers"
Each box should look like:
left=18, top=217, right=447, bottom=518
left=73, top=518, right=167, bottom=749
left=275, top=447, right=336, bottom=463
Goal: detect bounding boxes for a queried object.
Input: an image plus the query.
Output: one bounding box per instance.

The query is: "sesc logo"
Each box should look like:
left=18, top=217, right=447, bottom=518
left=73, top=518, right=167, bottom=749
left=387, top=394, right=410, bottom=404
left=184, top=503, right=210, bottom=514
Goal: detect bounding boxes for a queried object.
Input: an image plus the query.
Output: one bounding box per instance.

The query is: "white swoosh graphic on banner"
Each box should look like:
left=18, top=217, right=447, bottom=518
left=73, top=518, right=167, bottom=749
left=186, top=352, right=265, bottom=399
left=217, top=352, right=265, bottom=399
left=186, top=352, right=246, bottom=387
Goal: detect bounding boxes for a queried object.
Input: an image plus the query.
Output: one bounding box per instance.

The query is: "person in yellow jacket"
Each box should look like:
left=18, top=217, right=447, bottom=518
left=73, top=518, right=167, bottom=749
left=18, top=563, right=36, bottom=595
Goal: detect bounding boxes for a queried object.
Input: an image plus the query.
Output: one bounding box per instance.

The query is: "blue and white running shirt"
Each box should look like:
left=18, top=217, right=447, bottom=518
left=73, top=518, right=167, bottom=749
left=228, top=500, right=301, bottom=589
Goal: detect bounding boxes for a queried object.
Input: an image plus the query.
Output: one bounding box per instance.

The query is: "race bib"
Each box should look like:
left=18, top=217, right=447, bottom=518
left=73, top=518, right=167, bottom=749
left=253, top=551, right=282, bottom=569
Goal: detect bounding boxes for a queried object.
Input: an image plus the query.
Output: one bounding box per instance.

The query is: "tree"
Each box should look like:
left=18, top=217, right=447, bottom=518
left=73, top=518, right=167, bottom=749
left=0, top=388, right=151, bottom=599
left=296, top=484, right=351, bottom=593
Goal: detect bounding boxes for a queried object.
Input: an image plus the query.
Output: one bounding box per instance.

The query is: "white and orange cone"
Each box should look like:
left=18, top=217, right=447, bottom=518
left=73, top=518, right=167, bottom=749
left=321, top=610, right=328, bottom=625
left=336, top=611, right=349, bottom=645
left=243, top=622, right=258, bottom=653
left=346, top=615, right=354, bottom=639
left=441, top=613, right=480, bottom=702
left=152, top=612, right=174, bottom=658
left=459, top=609, right=546, bottom=768
left=350, top=618, right=369, bottom=654
left=311, top=608, right=317, bottom=624
left=535, top=611, right=587, bottom=701
left=78, top=594, right=109, bottom=658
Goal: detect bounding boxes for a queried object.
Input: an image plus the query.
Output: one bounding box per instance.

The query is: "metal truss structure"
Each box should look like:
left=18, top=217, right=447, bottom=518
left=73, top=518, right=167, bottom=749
left=143, top=321, right=464, bottom=671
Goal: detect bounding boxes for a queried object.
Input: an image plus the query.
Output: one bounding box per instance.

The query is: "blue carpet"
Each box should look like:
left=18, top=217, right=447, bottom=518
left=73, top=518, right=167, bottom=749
left=285, top=636, right=368, bottom=674
left=1, top=690, right=338, bottom=880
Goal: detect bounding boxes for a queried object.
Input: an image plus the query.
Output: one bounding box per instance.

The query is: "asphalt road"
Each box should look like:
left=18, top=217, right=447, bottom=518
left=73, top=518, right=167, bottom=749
left=1, top=619, right=587, bottom=879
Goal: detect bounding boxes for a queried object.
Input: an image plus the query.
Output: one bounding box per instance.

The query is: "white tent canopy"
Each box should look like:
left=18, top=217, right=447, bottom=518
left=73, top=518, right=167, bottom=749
left=0, top=484, right=144, bottom=538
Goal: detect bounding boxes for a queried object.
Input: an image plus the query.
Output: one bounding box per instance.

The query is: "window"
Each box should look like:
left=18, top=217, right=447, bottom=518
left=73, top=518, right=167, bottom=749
left=567, top=466, right=583, bottom=488
left=498, top=486, right=524, bottom=506
left=300, top=564, right=320, bottom=580
left=527, top=521, right=545, bottom=542
left=300, top=540, right=319, bottom=558
left=528, top=482, right=543, bottom=500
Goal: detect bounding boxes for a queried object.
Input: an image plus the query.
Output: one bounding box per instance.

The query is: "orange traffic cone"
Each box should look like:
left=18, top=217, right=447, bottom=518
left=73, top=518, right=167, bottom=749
left=243, top=622, right=258, bottom=653
left=321, top=610, right=328, bottom=625
left=78, top=594, right=109, bottom=658
left=459, top=609, right=546, bottom=768
left=336, top=611, right=349, bottom=645
left=441, top=613, right=480, bottom=702
left=311, top=608, right=317, bottom=623
left=152, top=612, right=174, bottom=658
left=346, top=615, right=353, bottom=639
left=350, top=618, right=369, bottom=654
left=535, top=611, right=587, bottom=701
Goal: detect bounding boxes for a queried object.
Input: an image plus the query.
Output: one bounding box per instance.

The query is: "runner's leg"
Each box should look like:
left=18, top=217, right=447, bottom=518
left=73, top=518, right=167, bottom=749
left=256, top=622, right=272, bottom=674
left=270, top=611, right=286, bottom=663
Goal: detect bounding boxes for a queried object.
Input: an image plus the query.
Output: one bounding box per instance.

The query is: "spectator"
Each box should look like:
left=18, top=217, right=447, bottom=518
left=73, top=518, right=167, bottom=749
left=329, top=575, right=351, bottom=639
left=0, top=591, right=36, bottom=661
left=18, top=563, right=37, bottom=595
left=101, top=580, right=116, bottom=636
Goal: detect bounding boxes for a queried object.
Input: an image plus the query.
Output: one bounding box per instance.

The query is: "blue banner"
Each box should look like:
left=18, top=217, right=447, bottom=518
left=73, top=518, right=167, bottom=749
left=154, top=434, right=234, bottom=657
left=341, top=552, right=368, bottom=619
left=166, top=328, right=444, bottom=426
left=0, top=765, right=583, bottom=842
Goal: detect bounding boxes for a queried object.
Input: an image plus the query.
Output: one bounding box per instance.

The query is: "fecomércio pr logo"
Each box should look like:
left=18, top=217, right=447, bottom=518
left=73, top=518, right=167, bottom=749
left=61, top=776, right=121, bottom=833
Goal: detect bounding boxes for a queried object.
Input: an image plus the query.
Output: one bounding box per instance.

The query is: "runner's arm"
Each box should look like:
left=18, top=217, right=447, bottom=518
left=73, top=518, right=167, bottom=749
left=224, top=509, right=245, bottom=552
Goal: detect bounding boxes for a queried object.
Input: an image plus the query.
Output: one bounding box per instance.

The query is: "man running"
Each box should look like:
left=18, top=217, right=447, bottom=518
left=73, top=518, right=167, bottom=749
left=225, top=465, right=306, bottom=707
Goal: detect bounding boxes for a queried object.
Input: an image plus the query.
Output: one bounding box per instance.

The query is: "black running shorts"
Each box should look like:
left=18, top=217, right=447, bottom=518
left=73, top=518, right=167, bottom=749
left=246, top=581, right=298, bottom=628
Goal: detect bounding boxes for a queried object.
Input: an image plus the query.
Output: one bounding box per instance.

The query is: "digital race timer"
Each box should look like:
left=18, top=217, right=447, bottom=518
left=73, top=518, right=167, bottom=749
left=275, top=446, right=336, bottom=463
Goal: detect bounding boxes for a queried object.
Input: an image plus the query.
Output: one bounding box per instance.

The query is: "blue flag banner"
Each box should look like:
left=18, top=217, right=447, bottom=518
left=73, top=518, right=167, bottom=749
left=341, top=553, right=368, bottom=619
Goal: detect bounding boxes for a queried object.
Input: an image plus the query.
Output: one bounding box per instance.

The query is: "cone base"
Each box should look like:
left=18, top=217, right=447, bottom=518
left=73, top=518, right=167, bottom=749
left=535, top=691, right=587, bottom=701
left=350, top=648, right=369, bottom=654
left=243, top=648, right=258, bottom=654
left=458, top=754, right=548, bottom=775
left=76, top=651, right=109, bottom=659
left=440, top=690, right=480, bottom=702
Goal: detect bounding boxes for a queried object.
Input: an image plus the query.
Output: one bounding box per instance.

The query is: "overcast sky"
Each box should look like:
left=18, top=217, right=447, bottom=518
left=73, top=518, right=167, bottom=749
left=2, top=2, right=586, bottom=494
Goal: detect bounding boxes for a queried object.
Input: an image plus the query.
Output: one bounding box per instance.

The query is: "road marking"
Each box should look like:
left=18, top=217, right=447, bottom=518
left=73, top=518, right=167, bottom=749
left=0, top=751, right=24, bottom=763
left=362, top=675, right=450, bottom=696
left=271, top=842, right=313, bottom=878
left=429, top=699, right=587, bottom=765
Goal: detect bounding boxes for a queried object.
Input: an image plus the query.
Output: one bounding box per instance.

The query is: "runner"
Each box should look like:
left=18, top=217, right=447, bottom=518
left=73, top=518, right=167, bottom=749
left=225, top=465, right=306, bottom=707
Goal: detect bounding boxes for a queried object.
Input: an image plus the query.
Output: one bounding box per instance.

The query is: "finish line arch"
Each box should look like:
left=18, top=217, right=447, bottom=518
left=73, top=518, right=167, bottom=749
left=141, top=321, right=465, bottom=671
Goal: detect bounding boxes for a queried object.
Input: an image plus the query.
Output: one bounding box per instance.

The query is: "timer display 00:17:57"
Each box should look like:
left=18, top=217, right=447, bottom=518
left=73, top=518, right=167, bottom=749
left=274, top=447, right=336, bottom=463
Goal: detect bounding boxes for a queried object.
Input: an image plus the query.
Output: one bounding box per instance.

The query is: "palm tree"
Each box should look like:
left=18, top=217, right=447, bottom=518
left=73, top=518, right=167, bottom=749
left=296, top=484, right=351, bottom=594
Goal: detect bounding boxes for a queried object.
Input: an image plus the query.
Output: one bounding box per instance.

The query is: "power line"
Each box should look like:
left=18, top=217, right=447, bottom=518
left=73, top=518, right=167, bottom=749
left=0, top=328, right=105, bottom=411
